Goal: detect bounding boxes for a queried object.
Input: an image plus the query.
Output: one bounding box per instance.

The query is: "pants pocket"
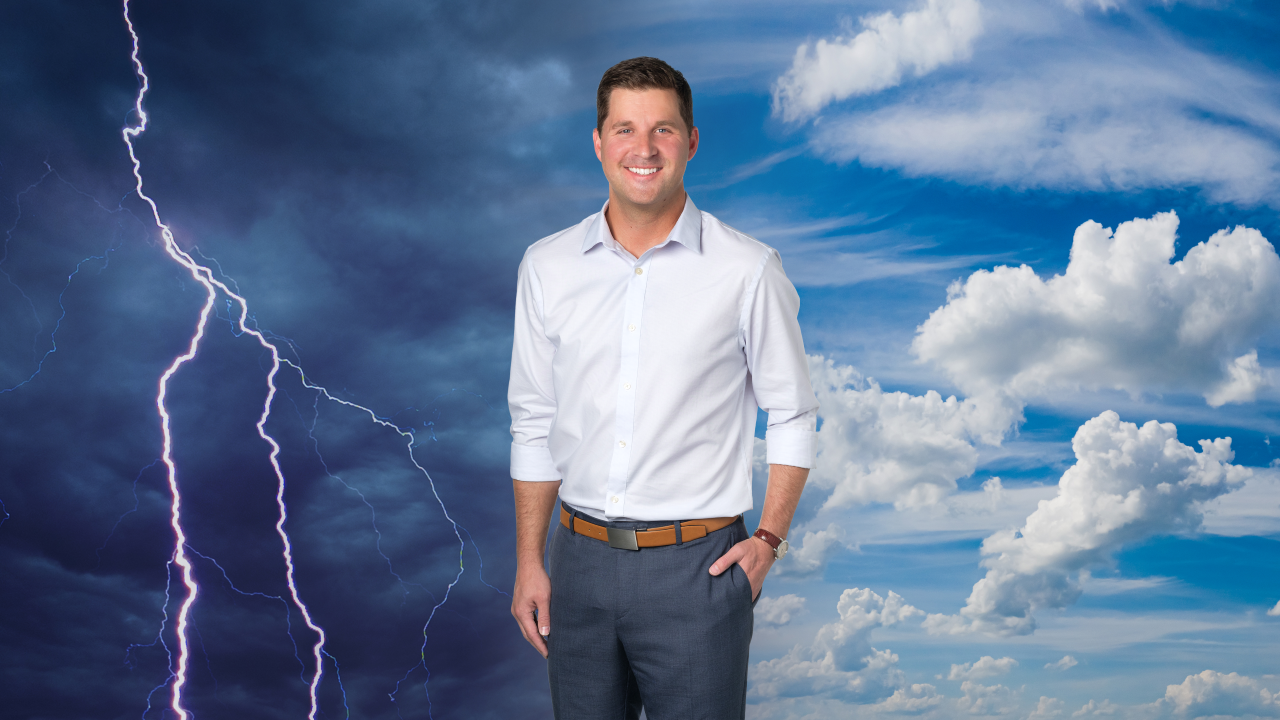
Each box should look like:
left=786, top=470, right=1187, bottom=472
left=730, top=562, right=758, bottom=607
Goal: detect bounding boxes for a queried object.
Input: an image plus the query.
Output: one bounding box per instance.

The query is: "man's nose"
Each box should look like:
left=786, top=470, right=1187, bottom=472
left=634, top=131, right=658, bottom=158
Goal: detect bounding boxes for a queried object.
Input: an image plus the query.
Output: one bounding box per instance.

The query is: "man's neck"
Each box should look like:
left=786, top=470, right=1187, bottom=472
left=604, top=190, right=687, bottom=259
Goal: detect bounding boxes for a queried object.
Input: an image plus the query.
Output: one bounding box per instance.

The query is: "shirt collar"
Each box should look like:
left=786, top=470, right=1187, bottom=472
left=581, top=194, right=703, bottom=255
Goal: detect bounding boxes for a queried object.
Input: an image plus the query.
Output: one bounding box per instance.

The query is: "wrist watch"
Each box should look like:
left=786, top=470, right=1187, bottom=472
left=752, top=528, right=789, bottom=559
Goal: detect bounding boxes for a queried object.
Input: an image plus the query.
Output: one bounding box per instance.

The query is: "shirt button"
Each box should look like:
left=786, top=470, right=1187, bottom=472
left=612, top=496, right=619, bottom=503
left=623, top=382, right=631, bottom=390
left=634, top=267, right=644, bottom=275
left=628, top=324, right=636, bottom=332
left=618, top=440, right=627, bottom=448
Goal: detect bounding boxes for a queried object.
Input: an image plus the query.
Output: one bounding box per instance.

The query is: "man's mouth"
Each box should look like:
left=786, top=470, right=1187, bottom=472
left=626, top=167, right=659, bottom=176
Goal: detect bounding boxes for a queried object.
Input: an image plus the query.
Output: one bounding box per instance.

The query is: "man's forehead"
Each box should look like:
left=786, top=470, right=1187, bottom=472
left=609, top=86, right=680, bottom=101
left=605, top=87, right=683, bottom=125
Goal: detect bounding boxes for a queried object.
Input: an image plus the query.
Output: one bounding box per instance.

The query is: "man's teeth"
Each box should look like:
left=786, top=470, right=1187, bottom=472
left=627, top=167, right=658, bottom=175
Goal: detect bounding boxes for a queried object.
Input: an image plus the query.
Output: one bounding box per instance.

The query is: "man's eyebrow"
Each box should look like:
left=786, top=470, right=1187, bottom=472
left=610, top=119, right=680, bottom=131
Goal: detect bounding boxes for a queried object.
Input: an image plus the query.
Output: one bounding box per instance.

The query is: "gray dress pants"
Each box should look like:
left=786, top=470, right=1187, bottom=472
left=547, top=503, right=756, bottom=720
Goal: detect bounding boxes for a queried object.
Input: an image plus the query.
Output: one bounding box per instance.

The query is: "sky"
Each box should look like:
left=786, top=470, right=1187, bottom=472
left=1, top=0, right=1279, bottom=718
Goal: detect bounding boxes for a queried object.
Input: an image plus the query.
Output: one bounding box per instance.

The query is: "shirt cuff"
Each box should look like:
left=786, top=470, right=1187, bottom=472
left=765, top=426, right=816, bottom=469
left=510, top=442, right=563, bottom=481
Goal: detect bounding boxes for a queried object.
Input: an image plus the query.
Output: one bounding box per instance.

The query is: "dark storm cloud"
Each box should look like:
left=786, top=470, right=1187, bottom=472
left=0, top=0, right=621, bottom=716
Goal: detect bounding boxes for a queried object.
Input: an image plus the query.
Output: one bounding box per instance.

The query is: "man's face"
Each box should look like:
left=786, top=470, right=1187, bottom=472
left=594, top=87, right=698, bottom=212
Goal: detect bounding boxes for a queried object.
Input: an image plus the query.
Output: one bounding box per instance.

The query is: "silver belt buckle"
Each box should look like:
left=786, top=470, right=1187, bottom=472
left=607, top=527, right=640, bottom=551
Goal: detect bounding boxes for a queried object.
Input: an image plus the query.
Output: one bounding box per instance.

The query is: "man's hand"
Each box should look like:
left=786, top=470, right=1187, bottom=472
left=511, top=565, right=552, bottom=658
left=512, top=478, right=561, bottom=659
left=709, top=535, right=774, bottom=601
left=709, top=463, right=809, bottom=602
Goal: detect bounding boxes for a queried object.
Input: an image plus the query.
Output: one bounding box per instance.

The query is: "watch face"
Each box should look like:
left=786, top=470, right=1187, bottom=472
left=776, top=539, right=789, bottom=559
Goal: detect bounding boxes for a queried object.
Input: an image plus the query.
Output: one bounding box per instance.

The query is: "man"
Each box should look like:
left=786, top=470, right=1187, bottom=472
left=509, top=57, right=818, bottom=719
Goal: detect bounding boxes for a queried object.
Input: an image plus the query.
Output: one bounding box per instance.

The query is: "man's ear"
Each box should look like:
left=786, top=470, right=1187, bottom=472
left=593, top=127, right=603, bottom=162
left=687, top=126, right=699, bottom=162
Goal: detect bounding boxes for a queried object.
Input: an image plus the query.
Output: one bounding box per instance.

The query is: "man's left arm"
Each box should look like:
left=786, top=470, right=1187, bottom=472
left=710, top=249, right=819, bottom=600
left=709, top=462, right=808, bottom=600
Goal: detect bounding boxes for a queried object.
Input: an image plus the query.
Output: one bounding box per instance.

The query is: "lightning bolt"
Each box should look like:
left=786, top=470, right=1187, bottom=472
left=124, top=570, right=177, bottom=717
left=93, top=459, right=163, bottom=570
left=281, top=361, right=469, bottom=711
left=1, top=162, right=127, bottom=396
left=1, top=163, right=132, bottom=544
left=0, top=165, right=55, bottom=376
left=115, top=2, right=498, bottom=714
left=183, top=543, right=351, bottom=712
left=120, top=1, right=326, bottom=715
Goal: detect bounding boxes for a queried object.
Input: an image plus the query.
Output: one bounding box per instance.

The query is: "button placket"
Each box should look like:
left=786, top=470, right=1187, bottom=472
left=605, top=256, right=650, bottom=518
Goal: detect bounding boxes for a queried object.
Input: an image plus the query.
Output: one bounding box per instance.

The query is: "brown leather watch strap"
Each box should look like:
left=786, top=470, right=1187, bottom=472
left=752, top=527, right=784, bottom=550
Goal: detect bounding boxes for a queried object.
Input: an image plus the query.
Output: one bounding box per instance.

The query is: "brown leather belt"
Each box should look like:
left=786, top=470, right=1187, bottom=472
left=560, top=506, right=738, bottom=551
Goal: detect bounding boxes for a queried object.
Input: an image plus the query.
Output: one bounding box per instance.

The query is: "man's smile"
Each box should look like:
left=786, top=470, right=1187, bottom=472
left=626, top=166, right=659, bottom=176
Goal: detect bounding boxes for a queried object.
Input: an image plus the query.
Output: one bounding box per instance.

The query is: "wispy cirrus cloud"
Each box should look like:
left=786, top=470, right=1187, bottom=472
left=778, top=0, right=1280, bottom=206
left=773, top=0, right=984, bottom=122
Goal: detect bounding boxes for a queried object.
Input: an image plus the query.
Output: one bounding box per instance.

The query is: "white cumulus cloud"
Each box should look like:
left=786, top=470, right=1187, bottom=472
left=947, top=655, right=1018, bottom=681
left=913, top=212, right=1280, bottom=406
left=1031, top=696, right=1068, bottom=720
left=959, top=680, right=1019, bottom=715
left=879, top=683, right=947, bottom=713
left=1073, top=699, right=1124, bottom=717
left=1269, top=601, right=1280, bottom=617
left=809, top=356, right=1019, bottom=510
left=772, top=522, right=850, bottom=578
left=1159, top=670, right=1280, bottom=719
left=773, top=0, right=984, bottom=122
left=925, top=410, right=1249, bottom=636
left=1207, top=351, right=1273, bottom=407
left=1057, top=670, right=1280, bottom=719
left=756, top=594, right=808, bottom=627
left=749, top=587, right=923, bottom=703
left=1046, top=655, right=1079, bottom=671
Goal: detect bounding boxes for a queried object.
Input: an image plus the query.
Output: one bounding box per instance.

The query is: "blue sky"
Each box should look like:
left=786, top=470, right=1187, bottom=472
left=1, top=0, right=1278, bottom=718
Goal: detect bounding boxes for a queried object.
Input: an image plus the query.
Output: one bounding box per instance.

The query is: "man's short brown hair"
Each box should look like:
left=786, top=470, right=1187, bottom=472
left=596, top=57, right=693, bottom=134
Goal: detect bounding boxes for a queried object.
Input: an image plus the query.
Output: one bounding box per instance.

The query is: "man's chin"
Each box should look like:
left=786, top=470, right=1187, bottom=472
left=611, top=185, right=682, bottom=212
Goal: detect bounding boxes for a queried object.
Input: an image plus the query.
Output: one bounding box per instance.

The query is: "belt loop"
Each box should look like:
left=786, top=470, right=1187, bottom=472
left=674, top=520, right=683, bottom=546
left=567, top=504, right=577, bottom=536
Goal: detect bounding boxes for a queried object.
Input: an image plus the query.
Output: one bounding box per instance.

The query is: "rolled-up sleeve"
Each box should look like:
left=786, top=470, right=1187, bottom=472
left=508, top=253, right=562, bottom=481
left=741, top=250, right=819, bottom=468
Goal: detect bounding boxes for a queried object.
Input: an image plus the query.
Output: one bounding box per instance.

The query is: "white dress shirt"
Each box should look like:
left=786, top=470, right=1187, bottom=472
left=509, top=196, right=818, bottom=521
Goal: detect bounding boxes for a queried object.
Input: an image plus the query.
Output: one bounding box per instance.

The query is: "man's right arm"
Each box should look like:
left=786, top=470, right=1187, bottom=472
left=511, top=478, right=561, bottom=658
left=509, top=252, right=564, bottom=657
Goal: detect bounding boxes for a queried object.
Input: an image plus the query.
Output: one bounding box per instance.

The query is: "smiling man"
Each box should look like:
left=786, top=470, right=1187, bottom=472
left=509, top=57, right=818, bottom=719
